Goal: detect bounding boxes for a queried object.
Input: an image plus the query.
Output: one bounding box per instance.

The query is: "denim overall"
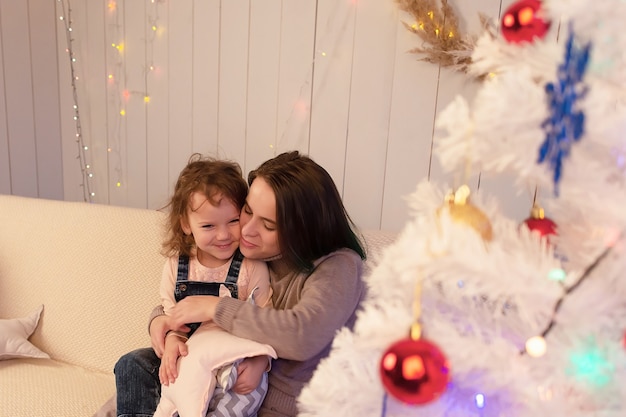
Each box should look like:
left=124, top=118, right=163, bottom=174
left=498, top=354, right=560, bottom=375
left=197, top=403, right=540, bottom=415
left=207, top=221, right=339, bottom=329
left=114, top=249, right=269, bottom=417
left=174, top=248, right=243, bottom=335
left=174, top=249, right=269, bottom=417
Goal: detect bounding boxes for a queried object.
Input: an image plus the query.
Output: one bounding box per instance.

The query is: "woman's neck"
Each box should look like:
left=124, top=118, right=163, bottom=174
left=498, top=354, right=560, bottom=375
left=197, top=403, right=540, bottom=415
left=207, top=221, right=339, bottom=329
left=268, top=259, right=292, bottom=277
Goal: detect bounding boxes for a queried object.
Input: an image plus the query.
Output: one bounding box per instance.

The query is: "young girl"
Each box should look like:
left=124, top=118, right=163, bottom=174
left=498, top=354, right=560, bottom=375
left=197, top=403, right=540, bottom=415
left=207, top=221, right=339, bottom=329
left=151, top=154, right=274, bottom=417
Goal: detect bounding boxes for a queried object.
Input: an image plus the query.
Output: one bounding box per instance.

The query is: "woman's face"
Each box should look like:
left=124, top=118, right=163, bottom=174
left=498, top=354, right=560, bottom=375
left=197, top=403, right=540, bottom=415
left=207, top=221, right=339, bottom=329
left=239, top=177, right=281, bottom=260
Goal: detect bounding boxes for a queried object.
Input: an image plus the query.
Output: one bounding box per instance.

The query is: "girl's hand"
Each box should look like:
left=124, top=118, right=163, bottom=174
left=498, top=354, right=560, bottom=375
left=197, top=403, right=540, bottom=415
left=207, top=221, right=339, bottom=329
left=168, top=295, right=220, bottom=329
left=158, top=334, right=189, bottom=385
left=233, top=355, right=270, bottom=394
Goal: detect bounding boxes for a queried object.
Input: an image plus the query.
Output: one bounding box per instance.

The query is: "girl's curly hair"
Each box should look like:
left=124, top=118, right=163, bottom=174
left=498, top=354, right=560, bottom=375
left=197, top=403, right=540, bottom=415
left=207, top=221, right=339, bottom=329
left=161, top=153, right=247, bottom=257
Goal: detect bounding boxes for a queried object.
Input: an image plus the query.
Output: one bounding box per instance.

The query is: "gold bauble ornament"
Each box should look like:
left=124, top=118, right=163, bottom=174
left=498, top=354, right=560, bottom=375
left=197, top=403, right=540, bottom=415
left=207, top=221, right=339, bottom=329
left=438, top=185, right=493, bottom=241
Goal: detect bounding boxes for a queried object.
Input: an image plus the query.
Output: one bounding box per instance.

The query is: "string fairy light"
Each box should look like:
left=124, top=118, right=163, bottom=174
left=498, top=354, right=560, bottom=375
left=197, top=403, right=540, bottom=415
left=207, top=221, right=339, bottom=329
left=106, top=0, right=125, bottom=191
left=57, top=0, right=94, bottom=202
left=104, top=0, right=162, bottom=192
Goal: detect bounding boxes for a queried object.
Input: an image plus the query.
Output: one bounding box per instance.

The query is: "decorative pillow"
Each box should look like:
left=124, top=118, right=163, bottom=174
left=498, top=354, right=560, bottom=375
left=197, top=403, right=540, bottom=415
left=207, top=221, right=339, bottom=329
left=155, top=325, right=276, bottom=417
left=0, top=305, right=50, bottom=360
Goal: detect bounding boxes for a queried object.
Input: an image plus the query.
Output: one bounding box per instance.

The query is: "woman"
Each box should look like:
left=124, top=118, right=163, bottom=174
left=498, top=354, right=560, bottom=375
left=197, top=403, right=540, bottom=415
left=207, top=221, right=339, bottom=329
left=114, top=151, right=366, bottom=417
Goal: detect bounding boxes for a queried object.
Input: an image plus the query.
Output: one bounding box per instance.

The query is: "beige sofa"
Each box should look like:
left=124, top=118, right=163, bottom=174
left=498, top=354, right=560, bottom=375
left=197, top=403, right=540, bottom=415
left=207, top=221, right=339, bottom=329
left=0, top=194, right=396, bottom=417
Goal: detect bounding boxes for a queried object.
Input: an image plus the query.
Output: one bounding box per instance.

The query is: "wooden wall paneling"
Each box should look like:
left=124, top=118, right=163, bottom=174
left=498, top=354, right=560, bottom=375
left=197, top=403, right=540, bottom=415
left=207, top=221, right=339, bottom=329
left=124, top=0, right=149, bottom=208
left=427, top=1, right=495, bottom=196
left=273, top=1, right=317, bottom=157
left=28, top=0, right=64, bottom=201
left=68, top=1, right=99, bottom=203
left=1, top=0, right=38, bottom=197
left=217, top=0, right=250, bottom=164
left=167, top=0, right=194, bottom=201
left=55, top=1, right=83, bottom=202
left=473, top=0, right=543, bottom=222
left=104, top=1, right=127, bottom=206
left=146, top=0, right=170, bottom=210
left=78, top=1, right=109, bottom=204
left=0, top=5, right=10, bottom=195
left=243, top=1, right=282, bottom=174
left=342, top=0, right=399, bottom=230
left=308, top=0, right=357, bottom=196
left=191, top=0, right=220, bottom=158
left=381, top=12, right=441, bottom=232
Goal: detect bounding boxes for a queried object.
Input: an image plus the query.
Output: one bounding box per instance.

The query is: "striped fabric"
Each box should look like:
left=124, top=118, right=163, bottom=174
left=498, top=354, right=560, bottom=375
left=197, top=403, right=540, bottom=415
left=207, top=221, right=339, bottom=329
left=208, top=364, right=269, bottom=417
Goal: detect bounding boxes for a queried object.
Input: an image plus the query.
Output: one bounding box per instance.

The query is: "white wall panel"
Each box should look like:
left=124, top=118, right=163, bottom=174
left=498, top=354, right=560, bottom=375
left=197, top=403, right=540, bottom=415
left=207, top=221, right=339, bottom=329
left=217, top=0, right=249, bottom=163
left=124, top=0, right=148, bottom=208
left=56, top=1, right=85, bottom=202
left=342, top=0, right=399, bottom=230
left=381, top=11, right=440, bottom=232
left=191, top=0, right=219, bottom=157
left=104, top=2, right=127, bottom=206
left=472, top=0, right=534, bottom=222
left=29, top=0, right=64, bottom=201
left=427, top=0, right=486, bottom=192
left=146, top=1, right=170, bottom=210
left=244, top=1, right=281, bottom=174
left=274, top=1, right=316, bottom=156
left=308, top=0, right=357, bottom=196
left=77, top=1, right=109, bottom=203
left=1, top=0, right=37, bottom=197
left=167, top=1, right=194, bottom=202
left=0, top=0, right=537, bottom=232
left=0, top=5, right=10, bottom=195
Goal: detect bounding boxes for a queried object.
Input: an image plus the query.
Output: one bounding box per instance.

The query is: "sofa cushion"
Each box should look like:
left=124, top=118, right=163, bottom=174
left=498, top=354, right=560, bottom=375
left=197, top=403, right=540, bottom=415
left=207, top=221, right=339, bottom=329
left=0, top=358, right=115, bottom=417
left=0, top=305, right=49, bottom=360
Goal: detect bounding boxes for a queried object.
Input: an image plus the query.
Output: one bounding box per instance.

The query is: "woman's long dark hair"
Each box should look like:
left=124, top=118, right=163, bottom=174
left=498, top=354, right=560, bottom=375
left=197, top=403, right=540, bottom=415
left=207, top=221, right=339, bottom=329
left=248, top=151, right=365, bottom=272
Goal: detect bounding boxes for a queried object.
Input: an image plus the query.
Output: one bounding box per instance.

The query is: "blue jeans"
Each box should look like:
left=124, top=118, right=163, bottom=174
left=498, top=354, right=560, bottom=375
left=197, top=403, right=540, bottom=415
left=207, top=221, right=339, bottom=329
left=114, top=347, right=268, bottom=417
left=114, top=348, right=161, bottom=417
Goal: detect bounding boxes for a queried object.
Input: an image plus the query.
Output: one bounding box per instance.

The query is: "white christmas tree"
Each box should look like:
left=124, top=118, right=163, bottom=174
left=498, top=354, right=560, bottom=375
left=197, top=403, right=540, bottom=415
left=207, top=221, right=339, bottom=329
left=297, top=0, right=626, bottom=416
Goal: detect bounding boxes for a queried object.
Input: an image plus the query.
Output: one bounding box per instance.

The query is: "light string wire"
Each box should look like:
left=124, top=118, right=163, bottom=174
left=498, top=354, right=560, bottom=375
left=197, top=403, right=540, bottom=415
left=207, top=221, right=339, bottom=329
left=58, top=0, right=93, bottom=202
left=519, top=233, right=621, bottom=356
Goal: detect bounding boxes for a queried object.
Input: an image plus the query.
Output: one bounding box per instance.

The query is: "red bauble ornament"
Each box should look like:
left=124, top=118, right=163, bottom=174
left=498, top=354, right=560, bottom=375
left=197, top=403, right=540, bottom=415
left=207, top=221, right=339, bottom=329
left=522, top=204, right=557, bottom=240
left=379, top=338, right=450, bottom=405
left=501, top=0, right=550, bottom=44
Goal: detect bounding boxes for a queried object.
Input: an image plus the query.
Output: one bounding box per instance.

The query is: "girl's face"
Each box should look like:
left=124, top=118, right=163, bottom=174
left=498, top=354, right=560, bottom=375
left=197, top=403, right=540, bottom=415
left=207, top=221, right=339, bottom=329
left=239, top=177, right=281, bottom=260
left=181, top=191, right=241, bottom=268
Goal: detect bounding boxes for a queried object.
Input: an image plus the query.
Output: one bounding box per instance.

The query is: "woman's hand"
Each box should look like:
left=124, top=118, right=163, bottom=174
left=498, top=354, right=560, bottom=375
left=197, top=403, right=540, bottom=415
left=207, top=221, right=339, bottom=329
left=159, top=334, right=189, bottom=385
left=233, top=355, right=270, bottom=394
left=150, top=315, right=190, bottom=357
left=168, top=295, right=220, bottom=329
left=149, top=315, right=170, bottom=358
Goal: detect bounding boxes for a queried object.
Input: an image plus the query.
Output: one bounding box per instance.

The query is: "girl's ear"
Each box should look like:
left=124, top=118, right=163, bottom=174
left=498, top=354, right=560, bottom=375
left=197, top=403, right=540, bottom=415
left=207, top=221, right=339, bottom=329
left=180, top=216, right=192, bottom=235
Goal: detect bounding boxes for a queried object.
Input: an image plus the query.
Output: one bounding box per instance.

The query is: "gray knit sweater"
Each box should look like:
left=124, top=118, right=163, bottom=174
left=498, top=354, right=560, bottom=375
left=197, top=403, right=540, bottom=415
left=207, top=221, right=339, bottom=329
left=217, top=248, right=364, bottom=417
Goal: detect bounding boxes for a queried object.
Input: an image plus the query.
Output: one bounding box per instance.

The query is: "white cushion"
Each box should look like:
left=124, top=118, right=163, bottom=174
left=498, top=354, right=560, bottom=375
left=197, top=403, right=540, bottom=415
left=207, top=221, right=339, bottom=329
left=0, top=305, right=49, bottom=360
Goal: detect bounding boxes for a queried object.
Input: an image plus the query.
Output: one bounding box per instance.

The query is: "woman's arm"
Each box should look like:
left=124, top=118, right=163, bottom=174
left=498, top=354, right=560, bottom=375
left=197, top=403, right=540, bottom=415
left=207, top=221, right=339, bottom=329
left=168, top=250, right=363, bottom=360
left=148, top=306, right=190, bottom=357
left=216, top=249, right=364, bottom=360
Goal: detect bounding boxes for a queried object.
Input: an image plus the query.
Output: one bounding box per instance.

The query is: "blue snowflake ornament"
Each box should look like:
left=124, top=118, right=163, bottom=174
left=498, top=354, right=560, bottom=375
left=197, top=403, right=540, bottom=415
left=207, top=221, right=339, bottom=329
left=538, top=29, right=592, bottom=195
